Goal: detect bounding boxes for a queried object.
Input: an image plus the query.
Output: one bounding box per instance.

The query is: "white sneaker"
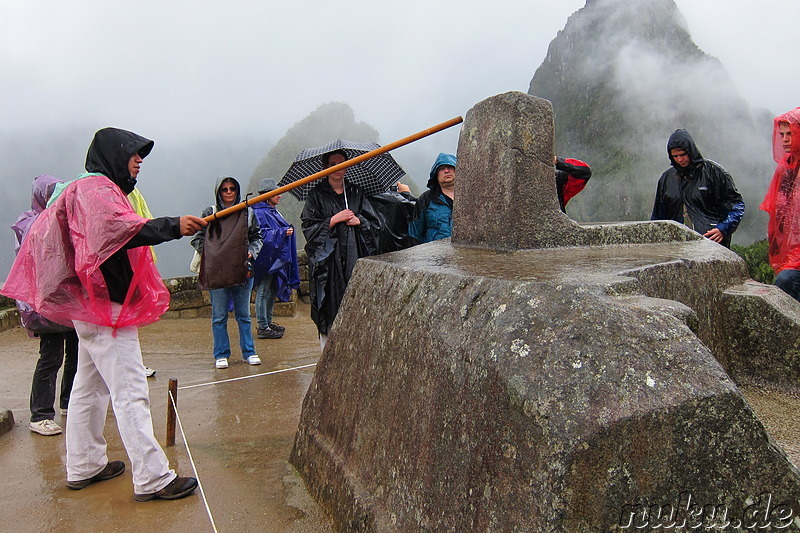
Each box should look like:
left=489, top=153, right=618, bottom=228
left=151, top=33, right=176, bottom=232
left=29, top=419, right=63, bottom=436
left=215, top=358, right=229, bottom=369
left=245, top=355, right=261, bottom=365
left=144, top=367, right=156, bottom=377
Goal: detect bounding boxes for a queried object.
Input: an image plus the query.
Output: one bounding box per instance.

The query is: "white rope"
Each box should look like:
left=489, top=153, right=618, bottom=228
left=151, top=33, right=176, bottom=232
left=165, top=361, right=317, bottom=531
left=168, top=389, right=218, bottom=533
left=177, top=362, right=317, bottom=390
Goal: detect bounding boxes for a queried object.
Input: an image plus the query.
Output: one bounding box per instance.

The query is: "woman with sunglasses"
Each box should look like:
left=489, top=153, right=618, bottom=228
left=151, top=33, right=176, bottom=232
left=191, top=177, right=263, bottom=368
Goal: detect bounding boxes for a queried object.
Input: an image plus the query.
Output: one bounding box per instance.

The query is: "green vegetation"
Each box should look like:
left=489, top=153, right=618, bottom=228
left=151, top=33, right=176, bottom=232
left=731, top=239, right=775, bottom=284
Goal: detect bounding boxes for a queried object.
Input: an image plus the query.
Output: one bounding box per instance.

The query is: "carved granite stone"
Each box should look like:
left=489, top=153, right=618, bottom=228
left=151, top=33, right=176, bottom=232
left=291, top=92, right=800, bottom=531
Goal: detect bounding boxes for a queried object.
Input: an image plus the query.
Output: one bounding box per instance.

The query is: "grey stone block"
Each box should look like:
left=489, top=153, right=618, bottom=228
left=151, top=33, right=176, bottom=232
left=0, top=308, right=21, bottom=333
left=291, top=248, right=800, bottom=531
left=168, top=290, right=206, bottom=311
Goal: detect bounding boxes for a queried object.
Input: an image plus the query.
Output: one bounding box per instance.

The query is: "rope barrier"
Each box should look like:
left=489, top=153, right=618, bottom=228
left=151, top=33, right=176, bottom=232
left=164, top=361, right=318, bottom=531
left=168, top=389, right=218, bottom=532
left=177, top=363, right=317, bottom=390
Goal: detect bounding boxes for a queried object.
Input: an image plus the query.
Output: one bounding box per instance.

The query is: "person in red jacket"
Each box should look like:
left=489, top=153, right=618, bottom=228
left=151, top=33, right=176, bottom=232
left=555, top=156, right=592, bottom=212
left=761, top=107, right=800, bottom=301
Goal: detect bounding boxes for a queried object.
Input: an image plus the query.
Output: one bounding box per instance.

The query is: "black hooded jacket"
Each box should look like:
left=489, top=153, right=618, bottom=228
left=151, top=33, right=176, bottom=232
left=301, top=178, right=379, bottom=335
left=87, top=128, right=182, bottom=302
left=86, top=128, right=153, bottom=195
left=651, top=129, right=745, bottom=246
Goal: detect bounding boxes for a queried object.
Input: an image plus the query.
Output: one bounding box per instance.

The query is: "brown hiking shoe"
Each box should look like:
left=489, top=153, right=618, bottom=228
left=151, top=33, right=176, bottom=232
left=134, top=476, right=198, bottom=502
left=66, top=461, right=126, bottom=490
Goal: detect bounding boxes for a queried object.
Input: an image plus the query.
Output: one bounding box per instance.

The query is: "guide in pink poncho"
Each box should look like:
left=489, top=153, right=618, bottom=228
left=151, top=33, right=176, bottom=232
left=1, top=127, right=206, bottom=501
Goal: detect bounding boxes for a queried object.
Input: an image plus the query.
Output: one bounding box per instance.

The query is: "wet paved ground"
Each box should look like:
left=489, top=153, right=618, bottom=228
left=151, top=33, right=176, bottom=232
left=739, top=384, right=800, bottom=467
left=0, top=303, right=332, bottom=533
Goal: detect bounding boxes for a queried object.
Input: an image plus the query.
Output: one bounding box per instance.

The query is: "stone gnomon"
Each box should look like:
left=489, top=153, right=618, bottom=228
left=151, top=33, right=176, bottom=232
left=290, top=92, right=800, bottom=531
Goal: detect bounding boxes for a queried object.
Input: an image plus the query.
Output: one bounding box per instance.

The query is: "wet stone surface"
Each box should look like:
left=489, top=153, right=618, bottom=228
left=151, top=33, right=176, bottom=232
left=292, top=238, right=800, bottom=531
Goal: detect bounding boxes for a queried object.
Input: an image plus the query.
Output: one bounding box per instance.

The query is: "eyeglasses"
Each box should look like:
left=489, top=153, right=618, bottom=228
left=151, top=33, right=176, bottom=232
left=220, top=187, right=237, bottom=192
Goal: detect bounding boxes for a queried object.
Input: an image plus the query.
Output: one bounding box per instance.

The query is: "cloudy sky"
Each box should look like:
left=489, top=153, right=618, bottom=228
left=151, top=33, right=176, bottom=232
left=2, top=0, right=797, bottom=146
left=1, top=0, right=798, bottom=276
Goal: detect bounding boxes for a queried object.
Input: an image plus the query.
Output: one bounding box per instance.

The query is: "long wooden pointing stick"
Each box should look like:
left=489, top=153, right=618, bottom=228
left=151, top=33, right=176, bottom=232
left=203, top=116, right=464, bottom=223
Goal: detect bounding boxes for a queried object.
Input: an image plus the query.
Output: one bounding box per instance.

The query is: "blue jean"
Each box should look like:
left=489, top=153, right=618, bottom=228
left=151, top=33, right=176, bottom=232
left=255, top=274, right=276, bottom=329
left=209, top=278, right=256, bottom=360
left=776, top=269, right=800, bottom=303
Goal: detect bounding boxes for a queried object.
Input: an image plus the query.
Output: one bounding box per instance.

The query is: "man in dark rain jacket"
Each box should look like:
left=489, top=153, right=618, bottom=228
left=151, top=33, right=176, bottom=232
left=651, top=129, right=745, bottom=248
left=2, top=127, right=203, bottom=502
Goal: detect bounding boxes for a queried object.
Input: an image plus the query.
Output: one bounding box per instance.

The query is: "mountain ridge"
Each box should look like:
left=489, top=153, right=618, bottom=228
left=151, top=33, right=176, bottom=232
left=529, top=0, right=772, bottom=243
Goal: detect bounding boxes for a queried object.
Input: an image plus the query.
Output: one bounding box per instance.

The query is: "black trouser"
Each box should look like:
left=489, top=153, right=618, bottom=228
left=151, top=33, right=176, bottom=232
left=29, top=330, right=78, bottom=422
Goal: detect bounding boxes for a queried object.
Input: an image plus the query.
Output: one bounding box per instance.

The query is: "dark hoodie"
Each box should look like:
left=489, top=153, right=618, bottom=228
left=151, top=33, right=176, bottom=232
left=86, top=128, right=153, bottom=195
left=86, top=128, right=182, bottom=302
left=651, top=129, right=745, bottom=247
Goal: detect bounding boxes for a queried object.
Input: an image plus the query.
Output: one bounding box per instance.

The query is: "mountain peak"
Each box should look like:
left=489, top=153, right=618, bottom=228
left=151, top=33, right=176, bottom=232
left=528, top=0, right=772, bottom=242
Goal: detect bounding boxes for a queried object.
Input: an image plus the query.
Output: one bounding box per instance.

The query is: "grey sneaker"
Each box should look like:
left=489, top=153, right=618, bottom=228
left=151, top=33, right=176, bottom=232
left=67, top=461, right=126, bottom=490
left=29, top=419, right=62, bottom=436
left=245, top=355, right=262, bottom=365
left=145, top=367, right=156, bottom=377
left=134, top=476, right=198, bottom=502
left=215, top=358, right=229, bottom=369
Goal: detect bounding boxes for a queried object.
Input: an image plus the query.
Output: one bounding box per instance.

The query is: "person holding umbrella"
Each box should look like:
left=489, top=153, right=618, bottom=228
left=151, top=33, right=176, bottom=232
left=300, top=149, right=380, bottom=348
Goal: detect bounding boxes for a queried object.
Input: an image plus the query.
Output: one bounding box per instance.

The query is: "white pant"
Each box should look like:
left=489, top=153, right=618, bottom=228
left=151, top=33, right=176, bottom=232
left=67, top=317, right=176, bottom=494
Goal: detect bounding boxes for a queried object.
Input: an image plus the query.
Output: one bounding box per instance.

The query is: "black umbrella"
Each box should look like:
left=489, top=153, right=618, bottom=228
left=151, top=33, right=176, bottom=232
left=201, top=117, right=463, bottom=224
left=278, top=139, right=406, bottom=201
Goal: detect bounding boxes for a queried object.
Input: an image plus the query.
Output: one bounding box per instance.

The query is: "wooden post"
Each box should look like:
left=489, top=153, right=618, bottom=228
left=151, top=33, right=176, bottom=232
left=203, top=115, right=464, bottom=223
left=166, top=378, right=178, bottom=447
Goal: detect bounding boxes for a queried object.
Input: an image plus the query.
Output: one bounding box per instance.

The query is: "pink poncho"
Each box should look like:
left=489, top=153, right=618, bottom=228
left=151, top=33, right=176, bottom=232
left=1, top=175, right=170, bottom=329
